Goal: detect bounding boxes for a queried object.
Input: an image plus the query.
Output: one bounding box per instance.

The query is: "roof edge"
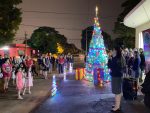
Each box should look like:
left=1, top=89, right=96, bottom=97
left=124, top=0, right=145, bottom=22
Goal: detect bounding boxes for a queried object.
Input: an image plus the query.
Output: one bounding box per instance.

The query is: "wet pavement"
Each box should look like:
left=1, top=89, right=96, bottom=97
left=32, top=72, right=150, bottom=113
left=0, top=73, right=63, bottom=113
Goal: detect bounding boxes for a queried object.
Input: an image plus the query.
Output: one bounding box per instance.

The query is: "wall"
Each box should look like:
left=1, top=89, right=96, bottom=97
left=136, top=21, right=150, bottom=48
left=0, top=47, right=32, bottom=57
left=0, top=50, right=4, bottom=56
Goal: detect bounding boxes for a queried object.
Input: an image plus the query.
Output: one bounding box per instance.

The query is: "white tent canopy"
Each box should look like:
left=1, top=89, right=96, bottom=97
left=124, top=0, right=150, bottom=28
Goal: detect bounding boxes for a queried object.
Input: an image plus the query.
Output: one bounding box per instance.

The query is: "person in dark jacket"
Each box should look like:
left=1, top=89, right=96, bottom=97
left=123, top=48, right=130, bottom=77
left=133, top=51, right=141, bottom=86
left=51, top=56, right=55, bottom=71
left=108, top=50, right=113, bottom=69
left=0, top=55, right=3, bottom=68
left=127, top=52, right=134, bottom=76
left=38, top=56, right=43, bottom=76
left=108, top=47, right=126, bottom=112
left=141, top=69, right=150, bottom=109
left=69, top=55, right=74, bottom=71
left=139, top=48, right=146, bottom=82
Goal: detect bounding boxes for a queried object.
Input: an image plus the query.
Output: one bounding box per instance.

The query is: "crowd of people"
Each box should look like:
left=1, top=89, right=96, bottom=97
left=0, top=54, right=74, bottom=99
left=37, top=54, right=74, bottom=79
left=108, top=47, right=147, bottom=112
left=108, top=47, right=146, bottom=84
left=0, top=55, right=33, bottom=99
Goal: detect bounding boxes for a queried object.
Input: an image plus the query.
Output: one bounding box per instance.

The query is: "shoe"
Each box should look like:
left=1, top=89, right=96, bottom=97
left=111, top=108, right=121, bottom=112
left=17, top=97, right=23, bottom=100
left=112, top=105, right=121, bottom=109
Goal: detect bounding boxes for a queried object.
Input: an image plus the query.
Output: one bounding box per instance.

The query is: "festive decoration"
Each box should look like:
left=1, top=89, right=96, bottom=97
left=93, top=68, right=103, bottom=86
left=75, top=68, right=85, bottom=80
left=51, top=75, right=57, bottom=96
left=57, top=43, right=64, bottom=54
left=85, top=6, right=110, bottom=83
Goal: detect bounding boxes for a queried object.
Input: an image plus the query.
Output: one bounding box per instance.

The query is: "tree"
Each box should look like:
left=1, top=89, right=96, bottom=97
left=81, top=26, right=112, bottom=52
left=114, top=0, right=141, bottom=48
left=0, top=0, right=22, bottom=45
left=63, top=43, right=81, bottom=54
left=27, top=27, right=67, bottom=54
left=85, top=8, right=110, bottom=82
left=27, top=26, right=80, bottom=54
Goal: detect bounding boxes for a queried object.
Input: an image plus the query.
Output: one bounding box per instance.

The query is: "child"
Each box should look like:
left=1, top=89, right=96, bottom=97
left=12, top=67, right=16, bottom=85
left=16, top=67, right=24, bottom=99
left=23, top=67, right=33, bottom=95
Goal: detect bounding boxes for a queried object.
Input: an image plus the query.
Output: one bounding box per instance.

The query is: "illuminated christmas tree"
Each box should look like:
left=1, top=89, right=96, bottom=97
left=85, top=6, right=110, bottom=83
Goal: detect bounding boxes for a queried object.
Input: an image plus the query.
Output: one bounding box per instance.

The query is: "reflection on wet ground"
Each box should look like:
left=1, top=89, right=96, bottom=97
left=34, top=71, right=150, bottom=113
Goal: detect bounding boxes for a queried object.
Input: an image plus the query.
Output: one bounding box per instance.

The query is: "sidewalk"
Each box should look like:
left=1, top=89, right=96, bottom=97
left=0, top=72, right=63, bottom=113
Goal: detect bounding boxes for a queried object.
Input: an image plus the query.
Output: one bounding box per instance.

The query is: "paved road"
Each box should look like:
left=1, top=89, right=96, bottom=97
left=32, top=72, right=150, bottom=113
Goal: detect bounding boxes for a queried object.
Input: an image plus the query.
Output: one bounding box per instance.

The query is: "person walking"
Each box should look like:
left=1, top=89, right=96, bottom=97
left=108, top=47, right=126, bottom=112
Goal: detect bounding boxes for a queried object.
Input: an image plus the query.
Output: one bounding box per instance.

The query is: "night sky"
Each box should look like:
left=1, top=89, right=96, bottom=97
left=16, top=0, right=125, bottom=48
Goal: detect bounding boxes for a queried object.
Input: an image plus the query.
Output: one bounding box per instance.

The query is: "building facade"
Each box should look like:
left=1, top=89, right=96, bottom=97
left=123, top=0, right=150, bottom=68
left=0, top=44, right=34, bottom=57
left=124, top=0, right=150, bottom=48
